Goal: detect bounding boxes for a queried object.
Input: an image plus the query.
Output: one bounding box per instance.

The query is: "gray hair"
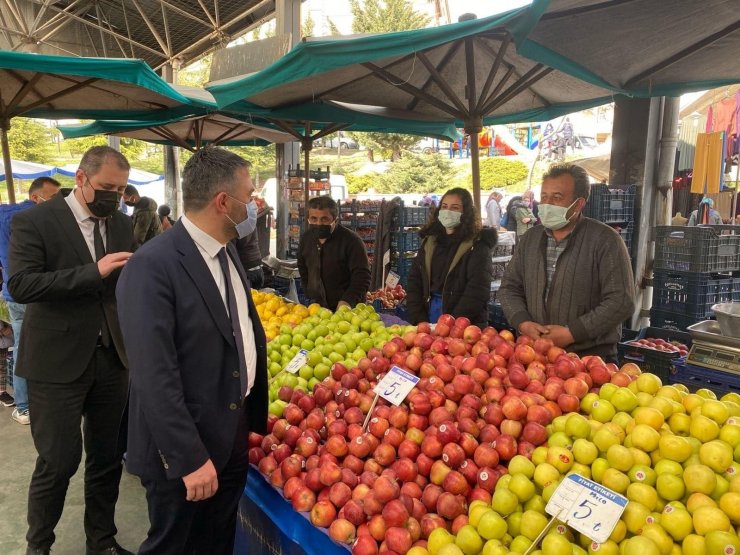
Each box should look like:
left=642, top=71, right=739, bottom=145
left=78, top=146, right=130, bottom=177
left=182, top=146, right=252, bottom=212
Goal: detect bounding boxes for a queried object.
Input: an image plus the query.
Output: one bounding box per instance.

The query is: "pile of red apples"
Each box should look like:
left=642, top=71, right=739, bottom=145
left=248, top=315, right=638, bottom=555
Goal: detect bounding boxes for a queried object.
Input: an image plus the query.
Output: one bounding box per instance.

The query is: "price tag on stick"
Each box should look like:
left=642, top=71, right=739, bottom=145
left=373, top=366, right=420, bottom=406
left=385, top=270, right=400, bottom=289
left=545, top=474, right=628, bottom=544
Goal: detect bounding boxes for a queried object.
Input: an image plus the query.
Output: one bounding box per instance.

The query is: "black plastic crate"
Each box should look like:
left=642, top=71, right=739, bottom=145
left=654, top=226, right=740, bottom=273
left=649, top=307, right=706, bottom=332
left=652, top=270, right=734, bottom=319
left=390, top=232, right=421, bottom=253
left=613, top=222, right=633, bottom=253
left=617, top=326, right=691, bottom=382
left=391, top=256, right=415, bottom=276
left=670, top=361, right=740, bottom=397
left=584, top=184, right=636, bottom=223
left=488, top=302, right=512, bottom=331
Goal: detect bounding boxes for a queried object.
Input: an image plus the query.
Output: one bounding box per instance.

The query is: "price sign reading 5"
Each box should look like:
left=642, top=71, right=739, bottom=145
left=374, top=366, right=419, bottom=406
left=545, top=474, right=627, bottom=544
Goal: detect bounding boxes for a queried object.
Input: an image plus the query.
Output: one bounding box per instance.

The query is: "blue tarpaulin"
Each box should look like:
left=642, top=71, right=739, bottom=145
left=0, top=160, right=57, bottom=182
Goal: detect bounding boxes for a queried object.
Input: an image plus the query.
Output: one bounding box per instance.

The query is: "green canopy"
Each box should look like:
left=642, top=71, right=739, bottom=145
left=0, top=50, right=191, bottom=202
left=207, top=0, right=619, bottom=206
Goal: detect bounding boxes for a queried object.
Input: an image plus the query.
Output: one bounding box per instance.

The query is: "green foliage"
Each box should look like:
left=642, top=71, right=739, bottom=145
left=347, top=174, right=376, bottom=195
left=474, top=157, right=530, bottom=190
left=350, top=0, right=430, bottom=33
left=368, top=154, right=456, bottom=194
left=326, top=18, right=341, bottom=36
left=60, top=134, right=108, bottom=158
left=7, top=118, right=56, bottom=162
left=178, top=55, right=212, bottom=88
left=347, top=132, right=418, bottom=162
left=302, top=13, right=315, bottom=37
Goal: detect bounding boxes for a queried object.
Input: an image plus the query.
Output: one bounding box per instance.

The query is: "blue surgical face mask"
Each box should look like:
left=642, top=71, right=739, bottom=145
left=227, top=196, right=257, bottom=239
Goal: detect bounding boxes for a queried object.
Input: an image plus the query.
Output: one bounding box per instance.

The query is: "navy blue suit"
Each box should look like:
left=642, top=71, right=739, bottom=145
left=116, top=220, right=268, bottom=554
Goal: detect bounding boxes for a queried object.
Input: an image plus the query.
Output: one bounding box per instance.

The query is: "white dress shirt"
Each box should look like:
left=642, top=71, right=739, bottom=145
left=65, top=189, right=106, bottom=259
left=181, top=215, right=257, bottom=396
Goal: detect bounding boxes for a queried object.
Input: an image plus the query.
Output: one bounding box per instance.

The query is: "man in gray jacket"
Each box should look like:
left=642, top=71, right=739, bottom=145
left=499, top=163, right=635, bottom=360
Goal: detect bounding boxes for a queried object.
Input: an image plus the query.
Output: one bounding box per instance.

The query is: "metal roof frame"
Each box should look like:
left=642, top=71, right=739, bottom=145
left=0, top=0, right=277, bottom=70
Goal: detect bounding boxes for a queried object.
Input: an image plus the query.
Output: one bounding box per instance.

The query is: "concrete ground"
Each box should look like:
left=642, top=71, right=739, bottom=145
left=0, top=402, right=149, bottom=554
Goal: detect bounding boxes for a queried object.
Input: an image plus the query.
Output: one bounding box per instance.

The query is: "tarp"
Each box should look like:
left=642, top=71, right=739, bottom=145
left=521, top=0, right=740, bottom=97
left=0, top=160, right=57, bottom=182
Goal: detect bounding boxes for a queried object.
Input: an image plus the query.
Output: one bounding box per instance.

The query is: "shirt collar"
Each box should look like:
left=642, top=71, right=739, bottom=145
left=65, top=188, right=93, bottom=223
left=181, top=215, right=226, bottom=259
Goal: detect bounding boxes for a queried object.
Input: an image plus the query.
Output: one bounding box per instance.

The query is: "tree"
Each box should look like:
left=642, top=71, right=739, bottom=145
left=350, top=0, right=430, bottom=33
left=7, top=118, right=56, bottom=162
left=346, top=0, right=431, bottom=160
left=178, top=55, right=212, bottom=88
left=326, top=18, right=342, bottom=36
left=302, top=13, right=315, bottom=38
left=60, top=134, right=108, bottom=158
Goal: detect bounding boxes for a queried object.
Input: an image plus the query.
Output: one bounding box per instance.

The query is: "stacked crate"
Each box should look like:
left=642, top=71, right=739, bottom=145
left=389, top=203, right=431, bottom=287
left=339, top=199, right=382, bottom=268
left=651, top=225, right=740, bottom=330
left=583, top=184, right=636, bottom=254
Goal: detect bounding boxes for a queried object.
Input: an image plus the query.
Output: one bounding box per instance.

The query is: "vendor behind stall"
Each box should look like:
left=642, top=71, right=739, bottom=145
left=499, top=163, right=635, bottom=360
left=688, top=197, right=723, bottom=226
left=297, top=196, right=370, bottom=310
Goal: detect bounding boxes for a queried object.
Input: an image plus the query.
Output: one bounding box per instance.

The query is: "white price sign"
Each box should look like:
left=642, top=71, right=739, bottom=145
left=373, top=366, right=420, bottom=406
left=284, top=349, right=309, bottom=374
left=385, top=271, right=400, bottom=289
left=545, top=474, right=627, bottom=544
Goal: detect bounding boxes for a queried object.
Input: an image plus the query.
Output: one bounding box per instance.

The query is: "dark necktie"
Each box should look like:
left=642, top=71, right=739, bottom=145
left=217, top=248, right=248, bottom=397
left=92, top=219, right=111, bottom=347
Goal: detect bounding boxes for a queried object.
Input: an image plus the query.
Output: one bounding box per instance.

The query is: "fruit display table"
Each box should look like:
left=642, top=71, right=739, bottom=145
left=235, top=467, right=350, bottom=555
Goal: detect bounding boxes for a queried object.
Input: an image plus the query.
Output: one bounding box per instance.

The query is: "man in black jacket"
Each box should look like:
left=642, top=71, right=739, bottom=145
left=122, top=185, right=161, bottom=247
left=297, top=196, right=370, bottom=310
left=8, top=146, right=135, bottom=555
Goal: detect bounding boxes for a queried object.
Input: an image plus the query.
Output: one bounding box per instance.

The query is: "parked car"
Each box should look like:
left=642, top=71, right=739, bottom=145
left=321, top=132, right=359, bottom=150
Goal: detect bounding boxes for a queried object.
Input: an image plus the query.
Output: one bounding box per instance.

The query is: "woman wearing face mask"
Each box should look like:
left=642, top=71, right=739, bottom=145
left=406, top=188, right=497, bottom=328
left=234, top=200, right=264, bottom=288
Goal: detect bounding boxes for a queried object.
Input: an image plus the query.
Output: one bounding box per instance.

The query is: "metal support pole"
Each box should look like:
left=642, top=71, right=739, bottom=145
left=162, top=60, right=181, bottom=217
left=655, top=97, right=681, bottom=226
left=107, top=135, right=120, bottom=151
left=0, top=119, right=16, bottom=204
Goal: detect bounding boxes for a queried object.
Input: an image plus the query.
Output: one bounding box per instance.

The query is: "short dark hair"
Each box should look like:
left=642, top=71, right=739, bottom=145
left=157, top=204, right=171, bottom=218
left=124, top=185, right=139, bottom=197
left=28, top=176, right=60, bottom=195
left=420, top=187, right=481, bottom=241
left=78, top=146, right=130, bottom=177
left=542, top=163, right=590, bottom=202
left=307, top=196, right=338, bottom=219
left=182, top=146, right=251, bottom=212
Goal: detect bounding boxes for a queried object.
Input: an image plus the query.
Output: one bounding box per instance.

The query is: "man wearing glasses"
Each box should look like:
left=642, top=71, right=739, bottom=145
left=297, top=196, right=370, bottom=310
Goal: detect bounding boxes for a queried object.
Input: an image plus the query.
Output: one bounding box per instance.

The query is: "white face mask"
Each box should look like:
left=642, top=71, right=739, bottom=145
left=438, top=209, right=462, bottom=229
left=538, top=199, right=580, bottom=230
left=227, top=197, right=258, bottom=239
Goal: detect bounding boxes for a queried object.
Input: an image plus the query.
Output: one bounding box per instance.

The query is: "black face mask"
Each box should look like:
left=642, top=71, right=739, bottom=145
left=124, top=200, right=136, bottom=207
left=310, top=223, right=333, bottom=239
left=84, top=182, right=121, bottom=218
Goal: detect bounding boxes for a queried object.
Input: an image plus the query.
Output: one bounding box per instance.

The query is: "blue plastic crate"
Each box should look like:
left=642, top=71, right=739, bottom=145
left=488, top=302, right=512, bottom=331
left=655, top=226, right=740, bottom=273
left=618, top=326, right=691, bottom=382
left=584, top=184, right=636, bottom=223
left=649, top=307, right=707, bottom=332
left=393, top=205, right=431, bottom=227
left=390, top=231, right=421, bottom=253
left=670, top=361, right=740, bottom=397
left=652, top=270, right=734, bottom=319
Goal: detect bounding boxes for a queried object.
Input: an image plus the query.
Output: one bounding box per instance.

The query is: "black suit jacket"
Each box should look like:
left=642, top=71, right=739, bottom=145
left=8, top=190, right=134, bottom=382
left=116, top=220, right=268, bottom=481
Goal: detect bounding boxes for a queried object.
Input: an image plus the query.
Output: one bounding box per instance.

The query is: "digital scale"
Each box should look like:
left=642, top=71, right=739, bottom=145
left=686, top=320, right=740, bottom=375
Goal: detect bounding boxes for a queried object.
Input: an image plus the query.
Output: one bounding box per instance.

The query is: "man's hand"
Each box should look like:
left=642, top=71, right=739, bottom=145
left=337, top=301, right=351, bottom=309
left=518, top=320, right=548, bottom=340
left=97, top=252, right=132, bottom=278
left=543, top=325, right=575, bottom=348
left=182, top=459, right=218, bottom=502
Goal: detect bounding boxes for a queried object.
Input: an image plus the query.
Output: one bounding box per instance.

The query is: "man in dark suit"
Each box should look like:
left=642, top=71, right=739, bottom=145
left=8, top=146, right=135, bottom=555
left=116, top=146, right=268, bottom=554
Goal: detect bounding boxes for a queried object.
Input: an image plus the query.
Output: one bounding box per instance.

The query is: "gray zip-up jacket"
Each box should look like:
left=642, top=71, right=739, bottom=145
left=499, top=217, right=635, bottom=358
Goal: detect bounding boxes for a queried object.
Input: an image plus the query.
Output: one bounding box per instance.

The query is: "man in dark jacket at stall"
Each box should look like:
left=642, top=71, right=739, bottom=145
left=235, top=200, right=264, bottom=289
left=122, top=185, right=161, bottom=247
left=297, top=196, right=370, bottom=310
left=499, top=163, right=635, bottom=360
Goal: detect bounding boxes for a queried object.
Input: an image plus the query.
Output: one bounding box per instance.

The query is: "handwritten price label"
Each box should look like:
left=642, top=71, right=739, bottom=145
left=374, top=366, right=419, bottom=406
left=385, top=271, right=400, bottom=289
left=284, top=349, right=309, bottom=374
left=545, top=474, right=627, bottom=544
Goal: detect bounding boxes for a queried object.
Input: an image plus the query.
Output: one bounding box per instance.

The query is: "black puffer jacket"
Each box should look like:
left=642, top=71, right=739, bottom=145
left=406, top=227, right=497, bottom=327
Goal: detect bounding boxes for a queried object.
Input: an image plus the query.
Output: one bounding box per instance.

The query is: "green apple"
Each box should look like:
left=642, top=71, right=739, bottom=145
left=508, top=473, right=535, bottom=502
left=572, top=439, right=599, bottom=465
left=491, top=488, right=519, bottom=516
left=520, top=510, right=549, bottom=542
left=454, top=525, right=483, bottom=555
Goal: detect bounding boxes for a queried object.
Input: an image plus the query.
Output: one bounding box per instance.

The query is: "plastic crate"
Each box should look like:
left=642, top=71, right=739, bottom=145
left=391, top=256, right=415, bottom=277
left=652, top=270, right=734, bottom=319
left=393, top=205, right=431, bottom=227
left=617, top=326, right=691, bottom=382
left=649, top=307, right=707, bottom=332
left=488, top=302, right=513, bottom=331
left=583, top=184, right=636, bottom=223
left=613, top=222, right=633, bottom=253
left=390, top=232, right=421, bottom=253
left=654, top=226, right=740, bottom=273
left=734, top=277, right=740, bottom=301
left=670, top=361, right=740, bottom=397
